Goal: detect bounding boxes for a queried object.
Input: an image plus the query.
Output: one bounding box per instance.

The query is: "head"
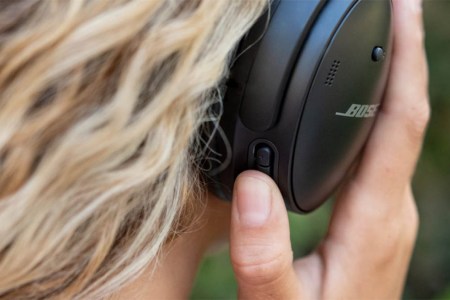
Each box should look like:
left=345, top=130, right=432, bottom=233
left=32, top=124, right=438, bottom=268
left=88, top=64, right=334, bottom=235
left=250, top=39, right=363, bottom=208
left=0, top=0, right=267, bottom=298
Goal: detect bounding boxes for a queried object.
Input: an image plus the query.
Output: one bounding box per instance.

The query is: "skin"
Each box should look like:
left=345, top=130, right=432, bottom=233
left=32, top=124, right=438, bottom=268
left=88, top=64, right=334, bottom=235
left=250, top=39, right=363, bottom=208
left=114, top=0, right=429, bottom=298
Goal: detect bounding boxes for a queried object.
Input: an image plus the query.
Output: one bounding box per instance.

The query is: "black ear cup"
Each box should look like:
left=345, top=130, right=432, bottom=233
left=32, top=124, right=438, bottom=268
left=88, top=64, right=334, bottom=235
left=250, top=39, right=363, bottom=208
left=209, top=0, right=393, bottom=213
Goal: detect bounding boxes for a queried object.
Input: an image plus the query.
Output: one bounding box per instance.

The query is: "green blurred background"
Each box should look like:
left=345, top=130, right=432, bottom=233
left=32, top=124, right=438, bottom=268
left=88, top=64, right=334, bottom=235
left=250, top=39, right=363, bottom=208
left=191, top=2, right=450, bottom=299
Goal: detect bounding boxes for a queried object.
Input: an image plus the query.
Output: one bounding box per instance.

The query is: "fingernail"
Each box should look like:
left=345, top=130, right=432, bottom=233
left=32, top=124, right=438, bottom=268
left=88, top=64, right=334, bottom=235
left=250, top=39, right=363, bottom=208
left=235, top=176, right=271, bottom=228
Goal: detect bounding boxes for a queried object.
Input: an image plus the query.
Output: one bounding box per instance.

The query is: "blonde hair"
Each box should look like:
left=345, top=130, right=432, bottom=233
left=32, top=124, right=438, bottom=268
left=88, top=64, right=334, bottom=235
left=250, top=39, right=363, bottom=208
left=0, top=0, right=266, bottom=298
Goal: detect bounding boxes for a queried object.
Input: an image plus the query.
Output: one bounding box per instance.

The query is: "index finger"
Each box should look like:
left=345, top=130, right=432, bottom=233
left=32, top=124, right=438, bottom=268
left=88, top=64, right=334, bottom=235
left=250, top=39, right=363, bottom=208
left=320, top=0, right=428, bottom=290
left=326, top=0, right=428, bottom=253
left=354, top=0, right=430, bottom=196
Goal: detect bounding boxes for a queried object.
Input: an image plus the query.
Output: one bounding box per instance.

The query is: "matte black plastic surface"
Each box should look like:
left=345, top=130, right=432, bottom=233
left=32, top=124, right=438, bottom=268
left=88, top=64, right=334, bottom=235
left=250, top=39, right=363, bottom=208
left=239, top=0, right=325, bottom=132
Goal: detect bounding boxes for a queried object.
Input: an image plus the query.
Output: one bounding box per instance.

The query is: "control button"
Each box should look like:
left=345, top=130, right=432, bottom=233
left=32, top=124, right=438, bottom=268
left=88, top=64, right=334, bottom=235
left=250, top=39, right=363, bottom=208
left=256, top=165, right=272, bottom=177
left=371, top=46, right=386, bottom=62
left=256, top=146, right=272, bottom=167
left=255, top=146, right=273, bottom=176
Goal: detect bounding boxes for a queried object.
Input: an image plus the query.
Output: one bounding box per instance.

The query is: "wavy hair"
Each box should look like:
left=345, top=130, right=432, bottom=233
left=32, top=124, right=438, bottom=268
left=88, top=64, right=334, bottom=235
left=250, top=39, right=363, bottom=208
left=0, top=0, right=267, bottom=298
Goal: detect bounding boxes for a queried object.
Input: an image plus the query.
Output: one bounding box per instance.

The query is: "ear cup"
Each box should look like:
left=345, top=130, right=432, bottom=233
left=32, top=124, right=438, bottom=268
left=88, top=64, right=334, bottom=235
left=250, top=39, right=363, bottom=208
left=209, top=0, right=393, bottom=213
left=289, top=0, right=392, bottom=211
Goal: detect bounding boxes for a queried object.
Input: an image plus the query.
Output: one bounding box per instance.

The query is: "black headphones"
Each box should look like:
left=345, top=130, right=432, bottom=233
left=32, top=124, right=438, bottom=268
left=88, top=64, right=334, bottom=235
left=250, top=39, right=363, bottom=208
left=207, top=0, right=393, bottom=213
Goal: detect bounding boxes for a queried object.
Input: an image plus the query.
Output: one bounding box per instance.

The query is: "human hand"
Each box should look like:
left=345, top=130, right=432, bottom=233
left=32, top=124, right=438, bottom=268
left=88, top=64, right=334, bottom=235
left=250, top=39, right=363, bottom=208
left=229, top=0, right=429, bottom=298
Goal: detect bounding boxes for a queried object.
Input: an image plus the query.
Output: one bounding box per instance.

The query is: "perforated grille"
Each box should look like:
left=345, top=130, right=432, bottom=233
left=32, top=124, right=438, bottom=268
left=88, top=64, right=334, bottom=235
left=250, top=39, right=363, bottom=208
left=325, top=60, right=340, bottom=87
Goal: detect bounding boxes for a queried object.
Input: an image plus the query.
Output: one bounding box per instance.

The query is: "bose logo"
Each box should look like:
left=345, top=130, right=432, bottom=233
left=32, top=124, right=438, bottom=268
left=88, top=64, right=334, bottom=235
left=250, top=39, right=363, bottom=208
left=336, top=104, right=380, bottom=118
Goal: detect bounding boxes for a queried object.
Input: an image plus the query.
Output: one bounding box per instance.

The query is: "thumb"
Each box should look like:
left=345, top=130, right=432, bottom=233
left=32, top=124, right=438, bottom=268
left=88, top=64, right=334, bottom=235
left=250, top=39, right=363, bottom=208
left=230, top=171, right=301, bottom=300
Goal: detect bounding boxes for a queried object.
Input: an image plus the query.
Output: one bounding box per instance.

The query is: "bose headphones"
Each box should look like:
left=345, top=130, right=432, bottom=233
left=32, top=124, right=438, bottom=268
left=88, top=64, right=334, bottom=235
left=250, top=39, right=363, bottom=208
left=208, top=0, right=393, bottom=213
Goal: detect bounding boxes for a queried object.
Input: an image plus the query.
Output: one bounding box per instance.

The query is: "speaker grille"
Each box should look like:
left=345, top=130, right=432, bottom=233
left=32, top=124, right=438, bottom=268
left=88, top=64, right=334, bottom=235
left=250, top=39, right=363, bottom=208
left=325, top=60, right=340, bottom=87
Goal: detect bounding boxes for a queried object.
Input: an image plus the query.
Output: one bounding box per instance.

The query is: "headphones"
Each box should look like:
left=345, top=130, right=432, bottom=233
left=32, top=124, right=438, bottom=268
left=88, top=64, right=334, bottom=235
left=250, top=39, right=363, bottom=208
left=208, top=0, right=393, bottom=213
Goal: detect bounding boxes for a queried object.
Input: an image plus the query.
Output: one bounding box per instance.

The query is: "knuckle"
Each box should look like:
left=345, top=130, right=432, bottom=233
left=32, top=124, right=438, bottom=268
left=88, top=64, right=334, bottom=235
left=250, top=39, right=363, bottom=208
left=374, top=197, right=419, bottom=266
left=415, top=20, right=425, bottom=41
left=232, top=247, right=292, bottom=287
left=411, top=23, right=425, bottom=45
left=404, top=99, right=431, bottom=140
left=401, top=192, right=420, bottom=248
left=404, top=211, right=419, bottom=249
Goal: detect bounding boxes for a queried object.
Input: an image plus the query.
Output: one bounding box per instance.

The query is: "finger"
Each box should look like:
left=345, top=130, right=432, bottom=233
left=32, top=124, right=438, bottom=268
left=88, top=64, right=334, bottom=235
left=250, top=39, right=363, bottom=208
left=329, top=0, right=426, bottom=232
left=325, top=0, right=425, bottom=280
left=354, top=0, right=429, bottom=196
left=230, top=171, right=301, bottom=300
